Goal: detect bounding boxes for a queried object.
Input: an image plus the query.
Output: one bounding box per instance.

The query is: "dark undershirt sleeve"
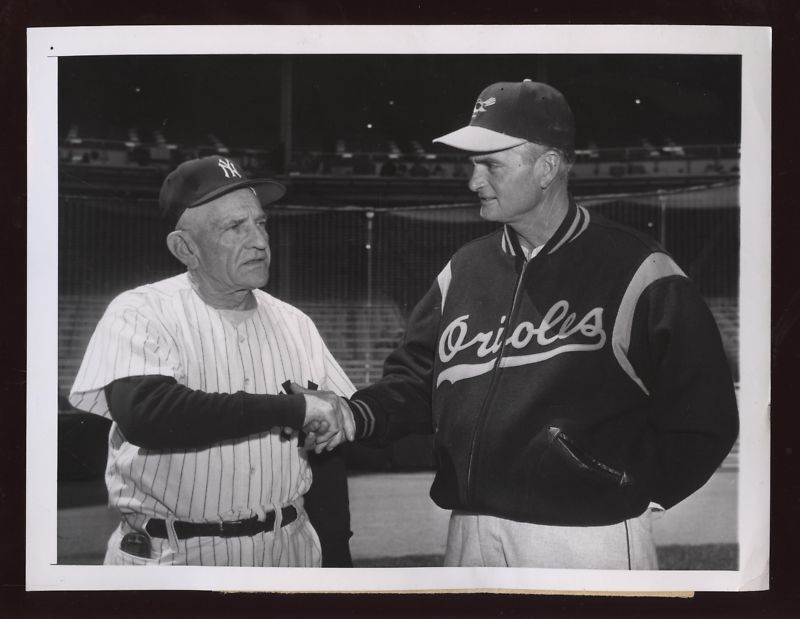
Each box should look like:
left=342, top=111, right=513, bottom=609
left=104, top=375, right=305, bottom=450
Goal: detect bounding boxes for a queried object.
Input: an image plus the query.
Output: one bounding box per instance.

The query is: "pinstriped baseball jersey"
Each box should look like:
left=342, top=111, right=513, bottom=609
left=69, top=273, right=355, bottom=530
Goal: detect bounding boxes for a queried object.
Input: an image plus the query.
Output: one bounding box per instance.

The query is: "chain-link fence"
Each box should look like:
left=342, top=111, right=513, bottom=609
left=59, top=181, right=739, bottom=395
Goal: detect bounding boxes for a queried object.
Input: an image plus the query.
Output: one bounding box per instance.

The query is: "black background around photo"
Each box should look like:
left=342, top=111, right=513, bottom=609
left=4, top=0, right=798, bottom=617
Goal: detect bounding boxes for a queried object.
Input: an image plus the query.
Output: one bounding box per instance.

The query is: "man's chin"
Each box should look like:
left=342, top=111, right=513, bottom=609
left=240, top=267, right=269, bottom=290
left=479, top=204, right=499, bottom=221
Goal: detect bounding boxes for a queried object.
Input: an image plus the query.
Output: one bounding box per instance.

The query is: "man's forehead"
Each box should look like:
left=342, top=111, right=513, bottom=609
left=207, top=188, right=265, bottom=220
left=470, top=143, right=529, bottom=163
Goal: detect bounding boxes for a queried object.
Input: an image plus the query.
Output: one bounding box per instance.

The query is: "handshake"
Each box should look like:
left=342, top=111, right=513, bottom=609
left=283, top=382, right=356, bottom=454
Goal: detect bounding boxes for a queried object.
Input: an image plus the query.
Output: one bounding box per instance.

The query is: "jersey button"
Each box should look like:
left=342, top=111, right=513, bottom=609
left=239, top=335, right=245, bottom=343
left=244, top=378, right=250, bottom=386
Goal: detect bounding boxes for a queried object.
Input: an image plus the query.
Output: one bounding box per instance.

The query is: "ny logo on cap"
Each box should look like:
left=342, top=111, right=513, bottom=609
left=472, top=97, right=496, bottom=118
left=217, top=157, right=242, bottom=179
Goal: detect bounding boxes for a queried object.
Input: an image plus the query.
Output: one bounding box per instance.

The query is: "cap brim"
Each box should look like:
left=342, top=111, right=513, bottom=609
left=433, top=126, right=527, bottom=153
left=191, top=178, right=287, bottom=209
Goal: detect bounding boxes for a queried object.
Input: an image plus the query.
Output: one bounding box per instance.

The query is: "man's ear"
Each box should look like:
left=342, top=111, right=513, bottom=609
left=537, top=151, right=562, bottom=190
left=166, top=230, right=198, bottom=269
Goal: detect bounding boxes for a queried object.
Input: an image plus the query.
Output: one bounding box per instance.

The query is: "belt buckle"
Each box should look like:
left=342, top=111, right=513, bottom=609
left=217, top=519, right=243, bottom=537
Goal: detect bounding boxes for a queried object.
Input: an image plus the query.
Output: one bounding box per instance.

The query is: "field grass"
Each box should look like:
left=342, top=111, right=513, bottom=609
left=60, top=545, right=737, bottom=569
left=656, top=543, right=738, bottom=570
left=354, top=554, right=444, bottom=568
left=353, top=544, right=738, bottom=570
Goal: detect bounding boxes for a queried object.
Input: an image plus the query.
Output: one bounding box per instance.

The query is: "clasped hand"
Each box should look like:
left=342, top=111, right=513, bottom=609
left=284, top=382, right=355, bottom=453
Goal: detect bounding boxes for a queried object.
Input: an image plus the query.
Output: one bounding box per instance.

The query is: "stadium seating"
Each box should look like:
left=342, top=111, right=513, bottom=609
left=706, top=296, right=740, bottom=380
left=292, top=300, right=406, bottom=388
left=58, top=122, right=741, bottom=185
left=58, top=296, right=110, bottom=397
left=58, top=295, right=406, bottom=400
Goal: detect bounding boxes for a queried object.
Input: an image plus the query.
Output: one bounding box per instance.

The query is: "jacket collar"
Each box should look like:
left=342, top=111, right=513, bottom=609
left=500, top=197, right=590, bottom=258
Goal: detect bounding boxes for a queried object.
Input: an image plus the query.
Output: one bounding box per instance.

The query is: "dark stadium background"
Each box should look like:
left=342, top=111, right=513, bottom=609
left=58, top=54, right=741, bottom=152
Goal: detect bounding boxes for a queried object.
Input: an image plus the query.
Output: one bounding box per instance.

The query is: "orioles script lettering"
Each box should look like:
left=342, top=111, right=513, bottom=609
left=436, top=300, right=606, bottom=386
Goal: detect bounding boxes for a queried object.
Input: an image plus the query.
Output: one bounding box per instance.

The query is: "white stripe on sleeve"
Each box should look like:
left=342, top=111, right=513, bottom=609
left=611, top=252, right=686, bottom=394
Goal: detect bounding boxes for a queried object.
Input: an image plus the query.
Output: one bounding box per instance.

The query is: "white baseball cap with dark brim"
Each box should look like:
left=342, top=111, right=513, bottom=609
left=433, top=80, right=575, bottom=154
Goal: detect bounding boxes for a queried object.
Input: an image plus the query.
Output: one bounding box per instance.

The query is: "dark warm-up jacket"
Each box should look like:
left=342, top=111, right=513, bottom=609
left=347, top=200, right=739, bottom=527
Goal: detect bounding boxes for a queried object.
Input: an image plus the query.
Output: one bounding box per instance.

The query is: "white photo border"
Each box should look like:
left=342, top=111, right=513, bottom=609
left=26, top=24, right=771, bottom=593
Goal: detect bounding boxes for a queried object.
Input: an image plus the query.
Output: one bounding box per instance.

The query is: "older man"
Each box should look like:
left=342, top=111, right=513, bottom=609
left=70, top=156, right=354, bottom=567
left=337, top=80, right=739, bottom=569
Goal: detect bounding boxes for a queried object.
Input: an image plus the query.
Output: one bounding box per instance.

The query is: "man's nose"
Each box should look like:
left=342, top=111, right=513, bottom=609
left=467, top=167, right=484, bottom=193
left=247, top=222, right=269, bottom=249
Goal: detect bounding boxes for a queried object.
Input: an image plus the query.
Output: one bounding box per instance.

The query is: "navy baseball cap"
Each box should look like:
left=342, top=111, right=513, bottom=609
left=433, top=80, right=575, bottom=154
left=159, top=156, right=286, bottom=224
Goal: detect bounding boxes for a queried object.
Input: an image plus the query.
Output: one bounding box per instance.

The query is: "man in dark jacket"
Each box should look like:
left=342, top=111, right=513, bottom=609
left=307, top=80, right=739, bottom=569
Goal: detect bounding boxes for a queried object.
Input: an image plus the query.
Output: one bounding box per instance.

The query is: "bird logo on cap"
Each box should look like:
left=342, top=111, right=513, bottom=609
left=472, top=97, right=496, bottom=119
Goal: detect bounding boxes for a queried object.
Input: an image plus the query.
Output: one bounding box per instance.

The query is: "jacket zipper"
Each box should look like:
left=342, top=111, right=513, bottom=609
left=464, top=256, right=531, bottom=505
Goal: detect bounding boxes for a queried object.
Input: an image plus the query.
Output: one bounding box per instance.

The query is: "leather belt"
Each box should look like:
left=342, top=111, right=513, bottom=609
left=145, top=505, right=298, bottom=540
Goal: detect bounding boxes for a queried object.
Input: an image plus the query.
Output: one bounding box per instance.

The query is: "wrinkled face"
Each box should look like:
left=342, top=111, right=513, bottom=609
left=468, top=143, right=543, bottom=224
left=188, top=188, right=271, bottom=294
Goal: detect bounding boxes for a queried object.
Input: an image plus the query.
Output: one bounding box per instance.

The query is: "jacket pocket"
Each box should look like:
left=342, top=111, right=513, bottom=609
left=547, top=427, right=633, bottom=487
left=534, top=425, right=634, bottom=491
left=496, top=421, right=647, bottom=525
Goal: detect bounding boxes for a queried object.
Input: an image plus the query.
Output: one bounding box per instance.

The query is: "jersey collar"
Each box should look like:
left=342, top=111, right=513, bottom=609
left=500, top=197, right=590, bottom=259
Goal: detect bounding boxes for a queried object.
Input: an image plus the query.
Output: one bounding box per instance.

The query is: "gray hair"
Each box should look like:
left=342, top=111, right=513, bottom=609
left=522, top=142, right=573, bottom=178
